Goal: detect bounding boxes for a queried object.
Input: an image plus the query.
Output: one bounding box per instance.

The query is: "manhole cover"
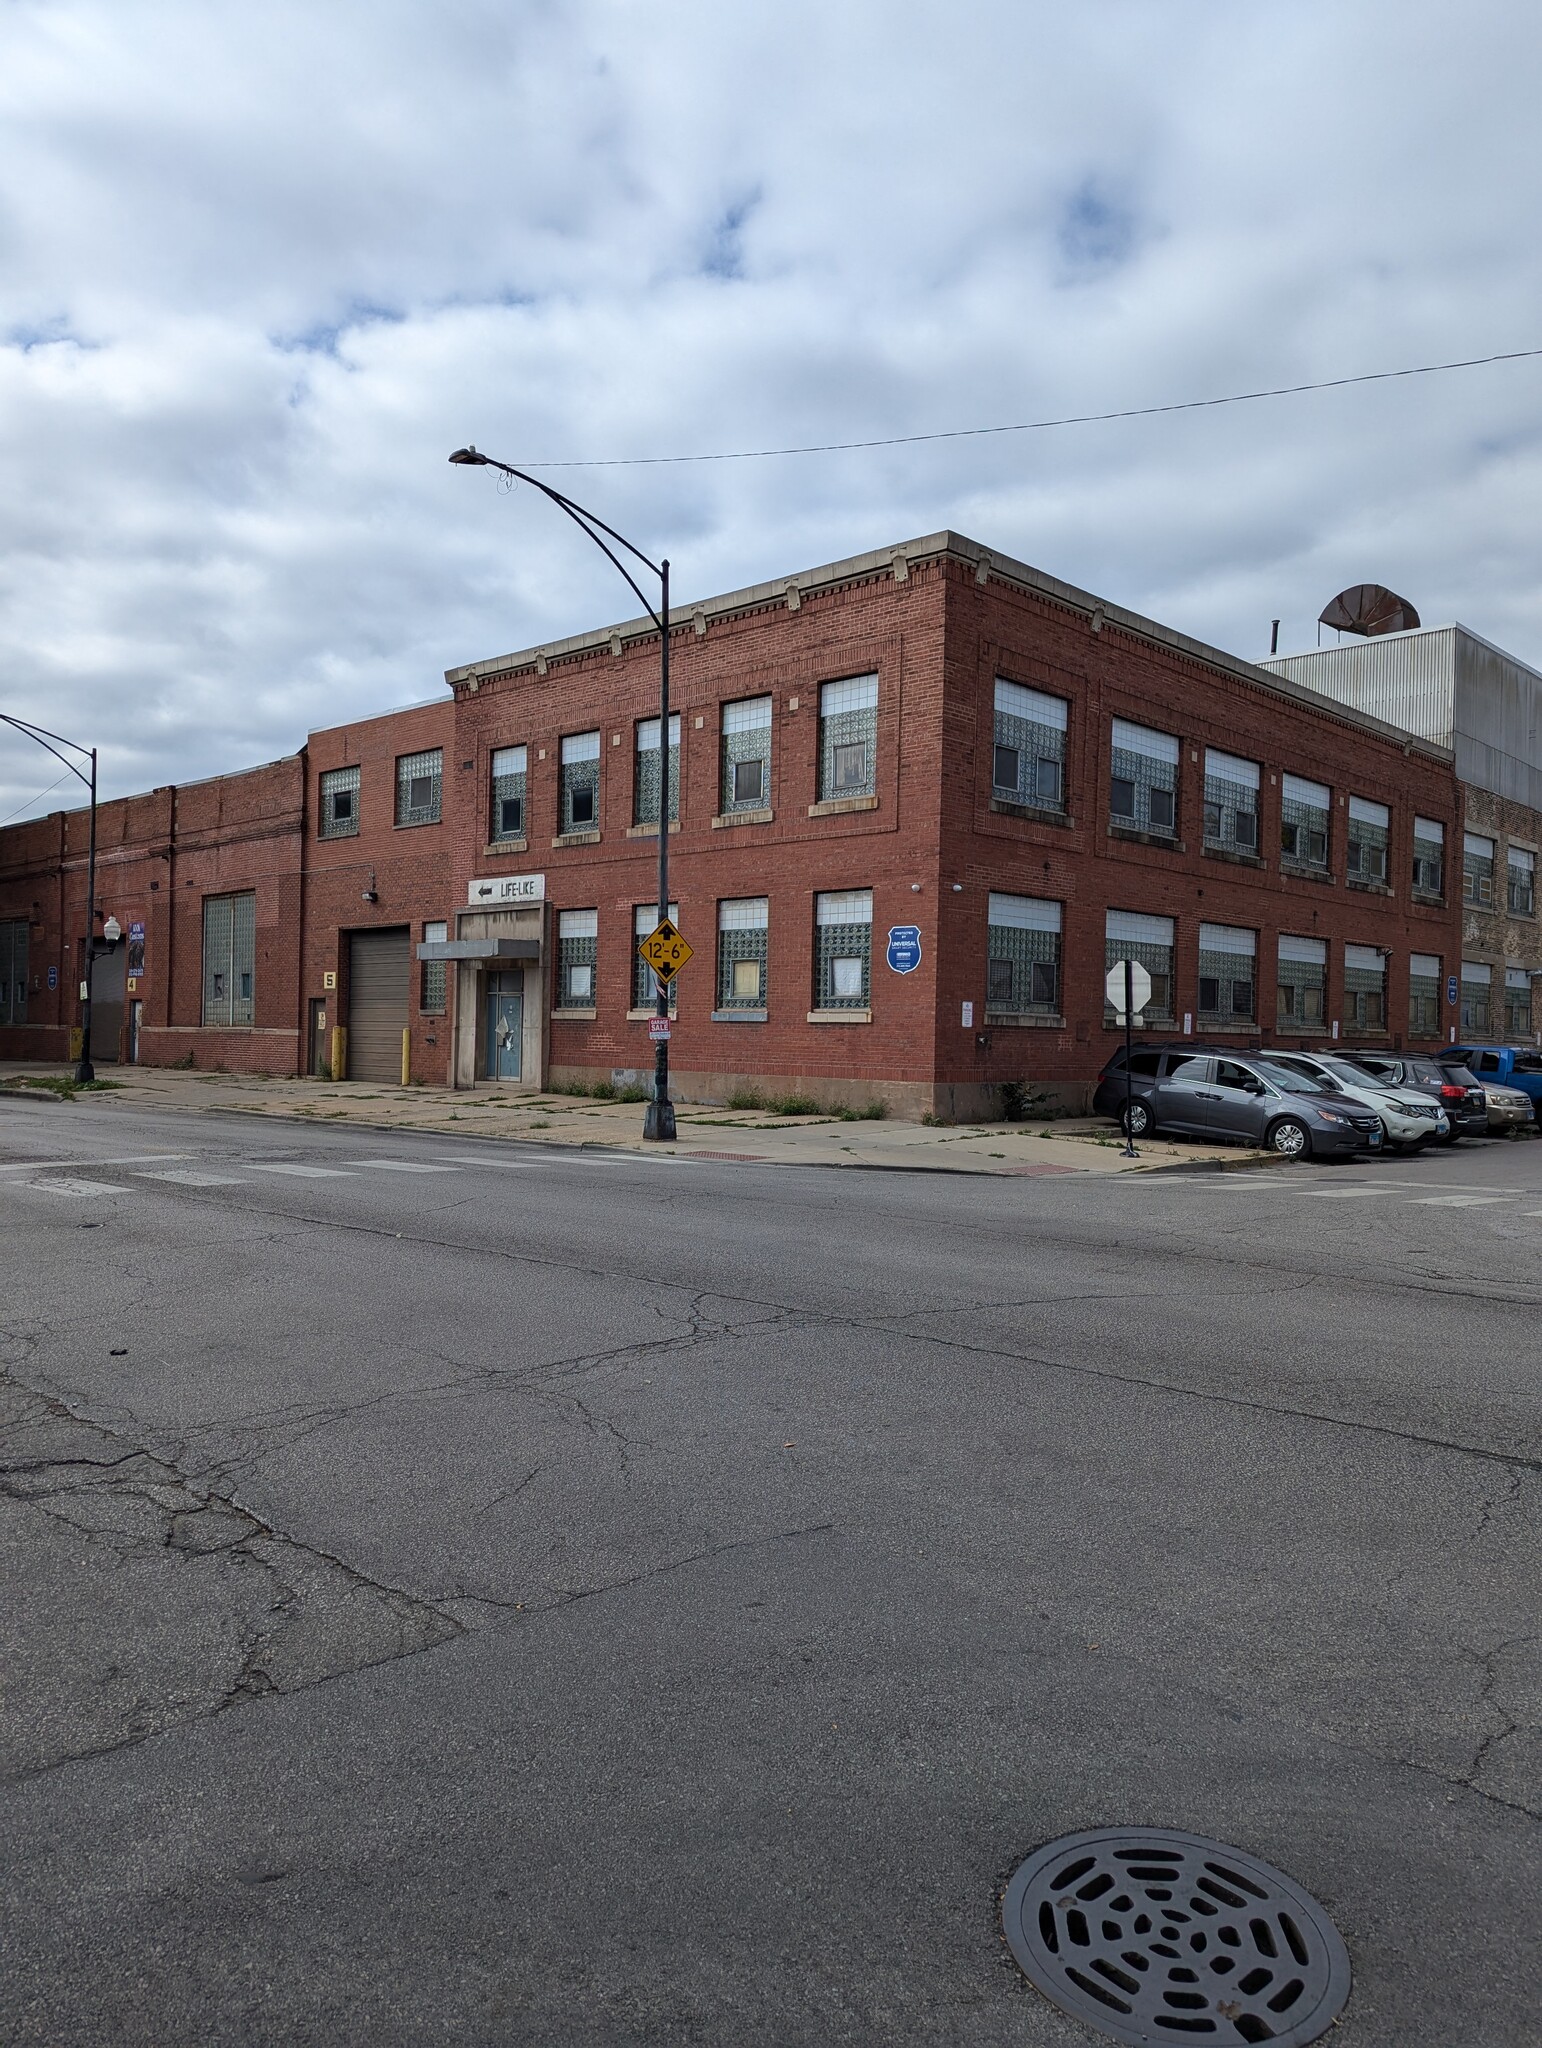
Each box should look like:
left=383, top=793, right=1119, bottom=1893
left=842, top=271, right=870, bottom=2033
left=1001, top=1828, right=1350, bottom=2045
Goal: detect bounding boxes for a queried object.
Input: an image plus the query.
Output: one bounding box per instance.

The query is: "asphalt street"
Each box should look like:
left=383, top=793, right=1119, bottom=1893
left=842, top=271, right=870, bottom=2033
left=1, top=1095, right=1538, bottom=2046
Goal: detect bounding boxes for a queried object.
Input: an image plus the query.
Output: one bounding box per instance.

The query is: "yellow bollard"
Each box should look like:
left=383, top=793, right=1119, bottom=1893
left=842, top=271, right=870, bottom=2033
left=401, top=1028, right=411, bottom=1088
left=330, top=1026, right=346, bottom=1081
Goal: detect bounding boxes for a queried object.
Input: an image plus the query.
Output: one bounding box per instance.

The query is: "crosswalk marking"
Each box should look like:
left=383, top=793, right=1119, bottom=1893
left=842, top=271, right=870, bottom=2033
left=243, top=1163, right=356, bottom=1178
left=30, top=1177, right=123, bottom=1197
left=343, top=1160, right=461, bottom=1174
left=1302, top=1188, right=1390, bottom=1198
left=1406, top=1194, right=1511, bottom=1207
left=134, top=1169, right=248, bottom=1187
left=0, top=1154, right=188, bottom=1173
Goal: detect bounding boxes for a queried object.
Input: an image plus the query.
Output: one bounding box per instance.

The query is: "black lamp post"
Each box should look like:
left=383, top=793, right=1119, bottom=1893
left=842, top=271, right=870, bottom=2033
left=449, top=446, right=677, bottom=1141
left=1, top=713, right=99, bottom=1082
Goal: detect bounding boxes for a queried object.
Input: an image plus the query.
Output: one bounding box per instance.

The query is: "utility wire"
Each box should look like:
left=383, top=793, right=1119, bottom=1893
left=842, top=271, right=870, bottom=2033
left=0, top=768, right=71, bottom=826
left=517, top=346, right=1542, bottom=469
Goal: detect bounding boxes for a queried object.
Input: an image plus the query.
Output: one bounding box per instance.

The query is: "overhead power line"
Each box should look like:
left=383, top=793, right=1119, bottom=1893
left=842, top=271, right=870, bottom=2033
left=518, top=346, right=1542, bottom=469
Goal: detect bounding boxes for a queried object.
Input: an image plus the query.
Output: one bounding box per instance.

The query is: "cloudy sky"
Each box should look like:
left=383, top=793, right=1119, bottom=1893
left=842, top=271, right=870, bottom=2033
left=3, top=0, right=1541, bottom=819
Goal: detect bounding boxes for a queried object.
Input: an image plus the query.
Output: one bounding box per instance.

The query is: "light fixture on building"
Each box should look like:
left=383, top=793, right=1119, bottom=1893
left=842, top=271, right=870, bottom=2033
left=102, top=916, right=122, bottom=945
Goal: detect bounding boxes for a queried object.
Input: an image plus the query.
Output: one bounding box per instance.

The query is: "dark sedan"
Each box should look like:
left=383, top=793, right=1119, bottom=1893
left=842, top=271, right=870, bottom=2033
left=1093, top=1048, right=1384, bottom=1157
left=1344, top=1052, right=1487, bottom=1142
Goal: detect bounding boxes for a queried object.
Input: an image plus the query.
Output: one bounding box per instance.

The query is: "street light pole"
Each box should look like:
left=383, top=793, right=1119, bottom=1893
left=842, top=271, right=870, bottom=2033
left=449, top=446, right=677, bottom=1140
left=0, top=714, right=99, bottom=1082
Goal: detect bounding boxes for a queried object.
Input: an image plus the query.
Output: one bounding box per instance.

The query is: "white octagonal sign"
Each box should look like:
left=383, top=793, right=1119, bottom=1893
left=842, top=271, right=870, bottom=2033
left=1105, top=958, right=1152, bottom=1017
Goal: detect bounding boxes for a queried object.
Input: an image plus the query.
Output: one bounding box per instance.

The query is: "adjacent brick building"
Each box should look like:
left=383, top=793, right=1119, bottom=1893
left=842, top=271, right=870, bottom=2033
left=0, top=531, right=1467, bottom=1116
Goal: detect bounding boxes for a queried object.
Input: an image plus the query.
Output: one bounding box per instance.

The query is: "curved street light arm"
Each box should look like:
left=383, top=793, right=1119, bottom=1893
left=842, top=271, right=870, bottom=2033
left=0, top=712, right=95, bottom=791
left=449, top=450, right=664, bottom=627
left=0, top=711, right=100, bottom=1082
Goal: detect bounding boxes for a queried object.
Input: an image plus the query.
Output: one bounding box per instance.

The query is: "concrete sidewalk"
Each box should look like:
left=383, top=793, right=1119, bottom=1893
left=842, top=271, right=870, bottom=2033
left=0, top=1061, right=1273, bottom=1175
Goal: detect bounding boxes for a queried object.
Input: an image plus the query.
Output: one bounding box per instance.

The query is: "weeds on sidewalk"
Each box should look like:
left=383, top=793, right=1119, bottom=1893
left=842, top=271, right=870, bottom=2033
left=6, top=1074, right=125, bottom=1102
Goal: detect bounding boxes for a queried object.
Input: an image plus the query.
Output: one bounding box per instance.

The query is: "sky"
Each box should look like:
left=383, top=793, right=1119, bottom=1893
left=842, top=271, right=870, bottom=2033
left=3, top=0, right=1541, bottom=819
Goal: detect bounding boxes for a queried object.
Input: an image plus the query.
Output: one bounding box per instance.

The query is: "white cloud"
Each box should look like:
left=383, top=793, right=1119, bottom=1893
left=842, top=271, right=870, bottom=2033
left=2, top=0, right=1541, bottom=814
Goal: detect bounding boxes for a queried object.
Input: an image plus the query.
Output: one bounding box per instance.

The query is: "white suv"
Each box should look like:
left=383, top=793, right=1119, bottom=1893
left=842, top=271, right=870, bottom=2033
left=1263, top=1051, right=1448, bottom=1151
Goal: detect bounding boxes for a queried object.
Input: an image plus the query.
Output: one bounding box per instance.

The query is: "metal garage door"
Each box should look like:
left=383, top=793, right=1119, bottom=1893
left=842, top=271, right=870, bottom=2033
left=347, top=929, right=410, bottom=1082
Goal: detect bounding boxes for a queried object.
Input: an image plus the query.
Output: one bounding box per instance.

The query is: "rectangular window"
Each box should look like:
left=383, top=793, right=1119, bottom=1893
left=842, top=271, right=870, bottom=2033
left=817, top=675, right=878, bottom=801
left=633, top=714, right=681, bottom=827
left=1507, top=845, right=1535, bottom=916
left=1104, top=909, right=1175, bottom=1024
left=814, top=889, right=872, bottom=1009
left=319, top=765, right=360, bottom=839
left=1346, top=796, right=1389, bottom=883
left=202, top=892, right=256, bottom=1027
left=1505, top=966, right=1532, bottom=1037
left=720, top=696, right=772, bottom=815
left=1197, top=923, right=1257, bottom=1024
left=1281, top=773, right=1331, bottom=870
left=1460, top=960, right=1491, bottom=1034
left=632, top=901, right=680, bottom=1010
left=1412, top=815, right=1445, bottom=895
left=993, top=680, right=1067, bottom=813
left=1109, top=719, right=1179, bottom=838
left=395, top=749, right=442, bottom=827
left=1277, top=934, right=1327, bottom=1027
left=490, top=745, right=527, bottom=843
left=717, top=897, right=769, bottom=1010
left=560, top=731, right=601, bottom=834
left=0, top=917, right=29, bottom=1028
left=421, top=920, right=448, bottom=1013
left=1344, top=942, right=1387, bottom=1031
left=986, top=893, right=1062, bottom=1016
left=1408, top=952, right=1441, bottom=1037
left=1463, top=832, right=1495, bottom=907
left=557, top=908, right=598, bottom=1009
left=1202, top=750, right=1260, bottom=855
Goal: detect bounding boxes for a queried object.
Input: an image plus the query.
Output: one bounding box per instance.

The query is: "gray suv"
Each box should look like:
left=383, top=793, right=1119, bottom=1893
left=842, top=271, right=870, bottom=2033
left=1107, top=1050, right=1384, bottom=1158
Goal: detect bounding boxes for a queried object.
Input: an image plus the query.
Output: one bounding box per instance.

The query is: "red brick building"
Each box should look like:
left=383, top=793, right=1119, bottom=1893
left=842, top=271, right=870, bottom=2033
left=0, top=531, right=1463, bottom=1116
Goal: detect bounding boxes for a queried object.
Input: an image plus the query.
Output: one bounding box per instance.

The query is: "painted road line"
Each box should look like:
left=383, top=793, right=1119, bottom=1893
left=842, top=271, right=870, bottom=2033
left=0, top=1154, right=188, bottom=1173
left=1406, top=1194, right=1513, bottom=1207
left=134, top=1170, right=250, bottom=1187
left=243, top=1163, right=356, bottom=1179
left=341, top=1161, right=462, bottom=1174
left=1302, top=1188, right=1397, bottom=1199
left=26, top=1177, right=125, bottom=1197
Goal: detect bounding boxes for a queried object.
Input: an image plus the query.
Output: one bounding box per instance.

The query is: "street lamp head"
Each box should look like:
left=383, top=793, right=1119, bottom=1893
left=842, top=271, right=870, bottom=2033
left=448, top=446, right=488, bottom=465
left=103, top=915, right=122, bottom=945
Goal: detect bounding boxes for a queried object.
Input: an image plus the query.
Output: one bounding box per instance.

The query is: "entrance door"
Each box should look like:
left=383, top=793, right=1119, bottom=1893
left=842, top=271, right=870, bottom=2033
left=91, top=947, right=128, bottom=1064
left=485, top=970, right=524, bottom=1080
left=127, top=1000, right=143, bottom=1064
left=308, top=998, right=329, bottom=1077
left=347, top=930, right=410, bottom=1082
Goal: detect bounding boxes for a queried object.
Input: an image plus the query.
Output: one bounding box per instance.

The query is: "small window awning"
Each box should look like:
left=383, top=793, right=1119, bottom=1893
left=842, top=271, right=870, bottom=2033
left=416, top=938, right=540, bottom=962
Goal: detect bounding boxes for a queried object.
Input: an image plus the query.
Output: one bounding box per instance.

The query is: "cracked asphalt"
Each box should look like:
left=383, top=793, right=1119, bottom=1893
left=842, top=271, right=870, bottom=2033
left=1, top=1095, right=1537, bottom=2045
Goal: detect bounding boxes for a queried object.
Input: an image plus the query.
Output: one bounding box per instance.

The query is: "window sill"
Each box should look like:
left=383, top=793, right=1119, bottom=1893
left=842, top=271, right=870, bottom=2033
left=395, top=817, right=442, bottom=831
left=711, top=1008, right=767, bottom=1023
left=1101, top=1018, right=1176, bottom=1033
left=807, top=795, right=879, bottom=818
left=712, top=808, right=774, bottom=829
left=318, top=829, right=361, bottom=842
left=984, top=1010, right=1065, bottom=1028
left=1346, top=877, right=1393, bottom=896
left=989, top=798, right=1072, bottom=827
left=551, top=1007, right=597, bottom=1021
left=807, top=1007, right=872, bottom=1023
left=1107, top=824, right=1183, bottom=853
left=1273, top=1021, right=1324, bottom=1035
left=1411, top=888, right=1446, bottom=908
left=552, top=830, right=602, bottom=848
left=1280, top=862, right=1335, bottom=886
left=481, top=838, right=529, bottom=857
left=1200, top=844, right=1265, bottom=868
left=625, top=821, right=681, bottom=838
left=626, top=1007, right=677, bottom=1021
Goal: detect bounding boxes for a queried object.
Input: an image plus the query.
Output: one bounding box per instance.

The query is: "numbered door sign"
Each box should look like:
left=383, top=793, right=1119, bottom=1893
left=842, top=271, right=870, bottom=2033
left=637, top=918, right=694, bottom=985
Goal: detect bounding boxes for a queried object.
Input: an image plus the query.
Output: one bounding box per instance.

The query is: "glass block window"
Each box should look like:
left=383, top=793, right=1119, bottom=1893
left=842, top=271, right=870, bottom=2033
left=814, top=889, right=872, bottom=1009
left=1277, top=934, right=1326, bottom=1027
left=992, top=681, right=1067, bottom=813
left=395, top=748, right=442, bottom=827
left=491, top=746, right=527, bottom=842
left=1412, top=815, right=1445, bottom=894
left=633, top=900, right=679, bottom=1010
left=420, top=920, right=448, bottom=1013
left=1408, top=953, right=1441, bottom=1036
left=1281, top=773, right=1330, bottom=870
left=1464, top=832, right=1496, bottom=907
left=986, top=893, right=1061, bottom=1015
left=720, top=696, right=772, bottom=814
left=1202, top=750, right=1260, bottom=854
left=1104, top=909, right=1175, bottom=1024
left=1109, top=719, right=1179, bottom=837
left=0, top=917, right=29, bottom=1028
left=818, top=675, right=878, bottom=801
left=633, top=715, right=680, bottom=827
left=202, top=891, right=255, bottom=1027
left=1460, top=960, right=1491, bottom=1034
left=1344, top=942, right=1386, bottom=1030
left=717, top=897, right=769, bottom=1009
left=319, top=765, right=360, bottom=839
left=1505, top=966, right=1532, bottom=1037
left=560, top=731, right=601, bottom=833
left=1507, top=845, right=1535, bottom=916
left=1346, top=796, right=1389, bottom=882
left=557, top=908, right=598, bottom=1008
left=1197, top=923, right=1256, bottom=1025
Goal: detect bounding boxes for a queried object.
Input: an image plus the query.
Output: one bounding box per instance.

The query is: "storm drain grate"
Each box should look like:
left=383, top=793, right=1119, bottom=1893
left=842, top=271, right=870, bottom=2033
left=1001, top=1828, right=1350, bottom=2046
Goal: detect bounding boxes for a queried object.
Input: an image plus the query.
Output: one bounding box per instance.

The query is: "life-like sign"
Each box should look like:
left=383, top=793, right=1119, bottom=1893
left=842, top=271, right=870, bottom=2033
left=637, top=918, right=694, bottom=985
left=886, top=925, right=922, bottom=974
left=468, top=873, right=545, bottom=906
left=1105, top=959, right=1152, bottom=1019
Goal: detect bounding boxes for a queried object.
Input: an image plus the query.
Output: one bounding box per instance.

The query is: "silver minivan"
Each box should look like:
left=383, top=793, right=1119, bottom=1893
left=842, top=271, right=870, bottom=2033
left=1135, top=1051, right=1385, bottom=1157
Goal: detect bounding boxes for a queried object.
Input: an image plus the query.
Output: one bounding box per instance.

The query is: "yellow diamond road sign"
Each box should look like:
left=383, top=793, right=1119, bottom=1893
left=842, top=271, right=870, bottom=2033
left=638, top=917, right=694, bottom=984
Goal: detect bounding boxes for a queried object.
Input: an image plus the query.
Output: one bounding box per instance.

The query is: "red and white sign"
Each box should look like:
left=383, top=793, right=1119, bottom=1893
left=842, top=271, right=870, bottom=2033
left=648, top=1017, right=672, bottom=1041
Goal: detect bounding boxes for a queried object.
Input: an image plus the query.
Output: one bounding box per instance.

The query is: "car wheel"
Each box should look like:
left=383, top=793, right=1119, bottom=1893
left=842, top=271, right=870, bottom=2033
left=1121, top=1100, right=1153, bottom=1139
left=1267, top=1116, right=1311, bottom=1159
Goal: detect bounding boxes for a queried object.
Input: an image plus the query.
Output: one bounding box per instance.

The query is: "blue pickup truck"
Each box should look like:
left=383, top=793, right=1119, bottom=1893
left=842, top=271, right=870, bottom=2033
left=1448, top=1044, right=1542, bottom=1108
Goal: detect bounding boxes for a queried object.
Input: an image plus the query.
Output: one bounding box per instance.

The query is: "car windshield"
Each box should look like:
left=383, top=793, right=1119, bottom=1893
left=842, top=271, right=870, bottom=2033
left=1405, top=1060, right=1447, bottom=1086
left=1253, top=1061, right=1335, bottom=1095
left=1316, top=1058, right=1375, bottom=1088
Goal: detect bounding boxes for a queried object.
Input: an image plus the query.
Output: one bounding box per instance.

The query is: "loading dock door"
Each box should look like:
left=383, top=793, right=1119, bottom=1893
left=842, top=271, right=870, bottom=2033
left=347, top=929, right=410, bottom=1082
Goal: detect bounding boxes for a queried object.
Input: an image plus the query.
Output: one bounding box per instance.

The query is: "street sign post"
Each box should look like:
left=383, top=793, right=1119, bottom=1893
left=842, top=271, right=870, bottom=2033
left=637, top=917, right=693, bottom=985
left=1105, top=958, right=1151, bottom=1158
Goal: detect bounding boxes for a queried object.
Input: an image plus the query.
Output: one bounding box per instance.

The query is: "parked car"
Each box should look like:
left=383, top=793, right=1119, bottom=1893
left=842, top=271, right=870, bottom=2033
left=1260, top=1049, right=1449, bottom=1151
left=1447, top=1044, right=1542, bottom=1111
left=1344, top=1052, right=1488, bottom=1143
left=1093, top=1047, right=1384, bottom=1158
left=1481, top=1081, right=1537, bottom=1135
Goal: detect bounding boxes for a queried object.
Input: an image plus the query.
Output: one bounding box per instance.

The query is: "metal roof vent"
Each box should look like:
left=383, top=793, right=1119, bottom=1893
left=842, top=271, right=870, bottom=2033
left=1318, top=584, right=1420, bottom=637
